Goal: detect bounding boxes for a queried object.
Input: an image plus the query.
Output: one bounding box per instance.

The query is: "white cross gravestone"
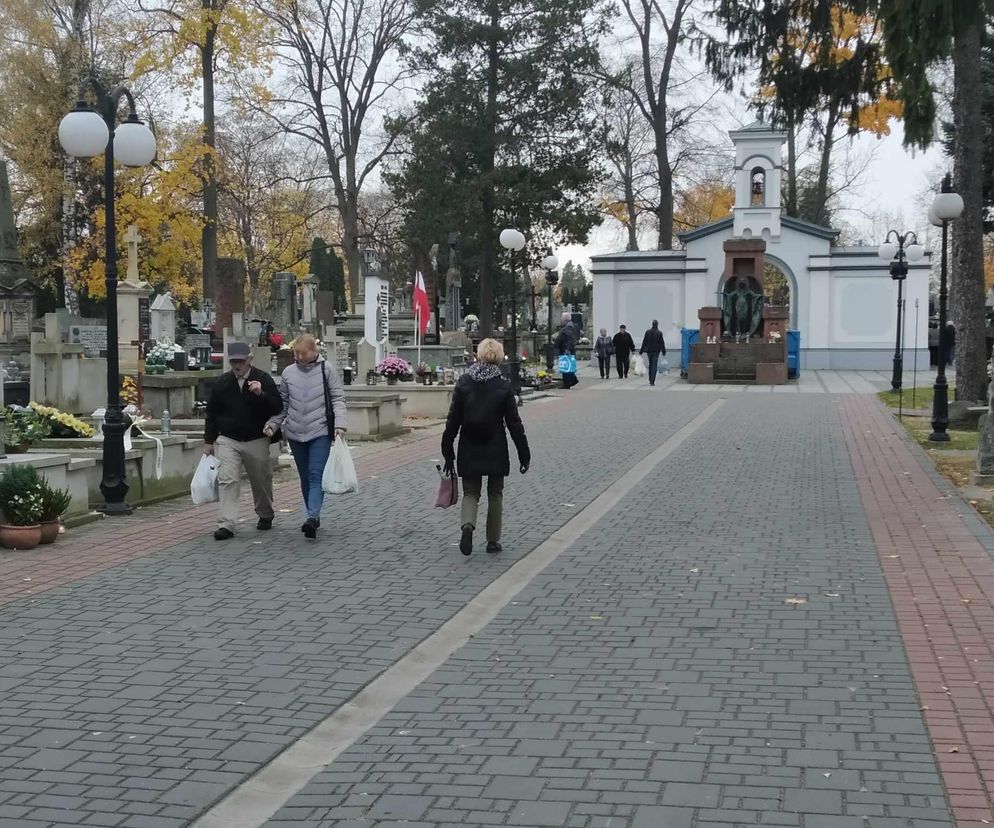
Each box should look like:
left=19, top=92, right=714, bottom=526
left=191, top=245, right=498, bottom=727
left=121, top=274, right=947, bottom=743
left=124, top=225, right=141, bottom=283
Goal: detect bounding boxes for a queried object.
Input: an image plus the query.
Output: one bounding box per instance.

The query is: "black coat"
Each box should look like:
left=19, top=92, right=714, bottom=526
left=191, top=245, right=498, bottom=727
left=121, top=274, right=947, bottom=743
left=441, top=374, right=531, bottom=478
left=640, top=327, right=666, bottom=355
left=205, top=366, right=283, bottom=443
left=555, top=322, right=578, bottom=356
left=613, top=331, right=636, bottom=356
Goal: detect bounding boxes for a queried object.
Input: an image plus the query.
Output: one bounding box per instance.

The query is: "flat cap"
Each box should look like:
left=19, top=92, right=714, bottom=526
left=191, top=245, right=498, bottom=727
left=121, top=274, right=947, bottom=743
left=227, top=341, right=251, bottom=359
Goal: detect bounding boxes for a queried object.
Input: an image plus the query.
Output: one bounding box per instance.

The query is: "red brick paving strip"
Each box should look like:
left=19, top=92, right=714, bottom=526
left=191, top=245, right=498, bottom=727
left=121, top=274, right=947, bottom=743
left=0, top=389, right=573, bottom=607
left=839, top=394, right=994, bottom=827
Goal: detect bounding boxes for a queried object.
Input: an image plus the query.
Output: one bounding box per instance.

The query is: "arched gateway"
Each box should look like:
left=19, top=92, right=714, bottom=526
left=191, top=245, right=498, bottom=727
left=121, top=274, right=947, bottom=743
left=591, top=120, right=932, bottom=374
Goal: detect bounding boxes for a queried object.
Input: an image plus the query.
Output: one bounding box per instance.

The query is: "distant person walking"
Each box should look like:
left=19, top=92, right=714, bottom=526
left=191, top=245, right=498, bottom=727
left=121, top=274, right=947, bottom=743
left=264, top=335, right=347, bottom=539
left=640, top=320, right=667, bottom=386
left=556, top=312, right=580, bottom=389
left=594, top=328, right=614, bottom=379
left=442, top=339, right=530, bottom=556
left=612, top=324, right=636, bottom=378
left=204, top=342, right=283, bottom=541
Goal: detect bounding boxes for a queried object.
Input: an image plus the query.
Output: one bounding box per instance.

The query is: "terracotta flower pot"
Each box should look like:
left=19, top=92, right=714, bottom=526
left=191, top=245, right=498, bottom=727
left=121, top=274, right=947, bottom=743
left=39, top=520, right=60, bottom=545
left=0, top=524, right=42, bottom=550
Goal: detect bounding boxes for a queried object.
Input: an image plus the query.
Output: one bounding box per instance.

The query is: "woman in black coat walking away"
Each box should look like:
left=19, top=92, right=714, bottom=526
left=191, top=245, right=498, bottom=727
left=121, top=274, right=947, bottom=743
left=442, top=338, right=531, bottom=556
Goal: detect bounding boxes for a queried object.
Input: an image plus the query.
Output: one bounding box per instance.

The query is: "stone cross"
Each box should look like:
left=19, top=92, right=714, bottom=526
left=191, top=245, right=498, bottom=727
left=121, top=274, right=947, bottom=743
left=124, top=225, right=141, bottom=282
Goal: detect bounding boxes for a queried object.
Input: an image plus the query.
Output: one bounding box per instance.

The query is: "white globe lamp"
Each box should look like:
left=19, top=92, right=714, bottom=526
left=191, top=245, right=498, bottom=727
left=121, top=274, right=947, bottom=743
left=58, top=106, right=109, bottom=158
left=114, top=119, right=157, bottom=167
left=877, top=241, right=898, bottom=262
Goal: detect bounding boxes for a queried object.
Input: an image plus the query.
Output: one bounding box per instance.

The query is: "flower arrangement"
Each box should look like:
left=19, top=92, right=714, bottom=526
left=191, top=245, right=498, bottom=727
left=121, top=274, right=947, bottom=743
left=2, top=409, right=51, bottom=451
left=416, top=362, right=430, bottom=376
left=4, top=491, right=44, bottom=526
left=28, top=403, right=96, bottom=438
left=376, top=356, right=412, bottom=377
left=578, top=337, right=591, bottom=345
left=768, top=330, right=782, bottom=343
left=121, top=376, right=139, bottom=407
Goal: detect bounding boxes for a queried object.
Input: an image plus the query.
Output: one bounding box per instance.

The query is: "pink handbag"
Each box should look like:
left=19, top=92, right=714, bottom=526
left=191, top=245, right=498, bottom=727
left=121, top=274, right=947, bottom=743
left=434, top=465, right=459, bottom=508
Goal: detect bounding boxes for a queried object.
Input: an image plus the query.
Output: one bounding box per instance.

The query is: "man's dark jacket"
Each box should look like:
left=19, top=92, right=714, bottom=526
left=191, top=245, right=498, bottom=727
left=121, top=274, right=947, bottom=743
left=612, top=330, right=636, bottom=357
left=640, top=326, right=667, bottom=355
left=205, top=367, right=283, bottom=444
left=555, top=321, right=578, bottom=356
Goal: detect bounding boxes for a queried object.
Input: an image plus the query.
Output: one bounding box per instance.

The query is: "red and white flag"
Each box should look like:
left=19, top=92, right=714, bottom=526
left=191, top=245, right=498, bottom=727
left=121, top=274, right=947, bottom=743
left=413, top=271, right=431, bottom=335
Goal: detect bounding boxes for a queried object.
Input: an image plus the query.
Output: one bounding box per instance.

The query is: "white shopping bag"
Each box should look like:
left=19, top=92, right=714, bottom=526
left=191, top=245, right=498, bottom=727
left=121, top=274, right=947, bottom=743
left=323, top=435, right=358, bottom=495
left=660, top=357, right=670, bottom=375
left=631, top=354, right=646, bottom=377
left=191, top=454, right=219, bottom=505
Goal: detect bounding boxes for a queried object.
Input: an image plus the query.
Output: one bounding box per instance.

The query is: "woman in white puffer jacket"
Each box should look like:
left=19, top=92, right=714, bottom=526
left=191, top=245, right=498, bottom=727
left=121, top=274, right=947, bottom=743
left=265, top=335, right=347, bottom=538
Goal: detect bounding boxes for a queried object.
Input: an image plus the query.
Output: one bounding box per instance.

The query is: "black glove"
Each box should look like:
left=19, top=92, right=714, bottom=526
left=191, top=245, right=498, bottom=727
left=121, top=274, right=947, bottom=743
left=520, top=464, right=529, bottom=475
left=443, top=460, right=454, bottom=476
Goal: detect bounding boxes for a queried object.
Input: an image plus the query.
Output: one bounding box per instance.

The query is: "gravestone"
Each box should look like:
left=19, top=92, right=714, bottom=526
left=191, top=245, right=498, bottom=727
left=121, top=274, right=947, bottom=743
left=150, top=292, right=177, bottom=342
left=271, top=272, right=298, bottom=332
left=215, top=258, right=246, bottom=334
left=317, top=290, right=336, bottom=325
left=364, top=270, right=389, bottom=362
left=69, top=322, right=108, bottom=357
left=301, top=274, right=319, bottom=332
left=117, top=224, right=153, bottom=374
left=356, top=337, right=377, bottom=382
left=185, top=332, right=212, bottom=365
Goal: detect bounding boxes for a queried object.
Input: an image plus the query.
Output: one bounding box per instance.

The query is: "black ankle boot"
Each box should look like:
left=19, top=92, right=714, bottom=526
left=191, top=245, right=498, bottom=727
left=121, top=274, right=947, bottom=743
left=460, top=526, right=473, bottom=556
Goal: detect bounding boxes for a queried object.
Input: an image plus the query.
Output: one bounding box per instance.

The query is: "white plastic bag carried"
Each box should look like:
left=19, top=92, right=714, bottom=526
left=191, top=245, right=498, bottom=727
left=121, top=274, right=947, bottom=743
left=191, top=454, right=219, bottom=505
left=660, top=357, right=670, bottom=375
left=323, top=435, right=358, bottom=495
left=631, top=354, right=646, bottom=377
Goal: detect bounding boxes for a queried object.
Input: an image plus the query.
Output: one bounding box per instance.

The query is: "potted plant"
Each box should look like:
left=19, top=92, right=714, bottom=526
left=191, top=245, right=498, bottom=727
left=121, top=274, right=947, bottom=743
left=416, top=362, right=430, bottom=385
left=0, top=465, right=44, bottom=549
left=376, top=356, right=412, bottom=386
left=2, top=409, right=52, bottom=453
left=37, top=480, right=71, bottom=544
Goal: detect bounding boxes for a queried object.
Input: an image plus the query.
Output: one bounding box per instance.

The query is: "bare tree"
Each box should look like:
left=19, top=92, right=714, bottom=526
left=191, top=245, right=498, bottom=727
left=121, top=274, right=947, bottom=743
left=257, top=0, right=417, bottom=309
left=613, top=0, right=697, bottom=250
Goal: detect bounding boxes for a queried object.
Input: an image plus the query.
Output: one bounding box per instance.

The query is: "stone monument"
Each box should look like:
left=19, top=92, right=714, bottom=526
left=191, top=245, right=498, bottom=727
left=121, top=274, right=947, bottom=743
left=150, top=292, right=177, bottom=342
left=271, top=272, right=299, bottom=333
left=215, top=257, right=246, bottom=334
left=445, top=232, right=461, bottom=330
left=363, top=255, right=389, bottom=363
left=117, top=224, right=153, bottom=374
left=0, top=159, right=36, bottom=354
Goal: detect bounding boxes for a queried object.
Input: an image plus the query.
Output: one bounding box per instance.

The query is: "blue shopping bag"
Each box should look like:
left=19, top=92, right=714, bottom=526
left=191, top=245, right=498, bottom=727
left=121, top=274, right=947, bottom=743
left=557, top=354, right=577, bottom=373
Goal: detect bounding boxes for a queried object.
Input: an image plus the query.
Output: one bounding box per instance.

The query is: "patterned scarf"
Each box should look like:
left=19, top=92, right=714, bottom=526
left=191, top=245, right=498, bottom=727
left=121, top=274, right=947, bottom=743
left=468, top=362, right=503, bottom=382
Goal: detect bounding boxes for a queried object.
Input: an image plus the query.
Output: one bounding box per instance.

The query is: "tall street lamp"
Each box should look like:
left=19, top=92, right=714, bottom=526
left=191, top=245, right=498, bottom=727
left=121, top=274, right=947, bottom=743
left=542, top=253, right=559, bottom=372
left=59, top=77, right=157, bottom=515
left=499, top=228, right=526, bottom=394
left=878, top=231, right=926, bottom=391
left=929, top=173, right=965, bottom=442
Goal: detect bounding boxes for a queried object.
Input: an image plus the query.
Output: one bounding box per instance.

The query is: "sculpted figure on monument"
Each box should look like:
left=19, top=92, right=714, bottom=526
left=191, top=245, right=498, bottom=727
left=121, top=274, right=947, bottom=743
left=721, top=279, right=764, bottom=338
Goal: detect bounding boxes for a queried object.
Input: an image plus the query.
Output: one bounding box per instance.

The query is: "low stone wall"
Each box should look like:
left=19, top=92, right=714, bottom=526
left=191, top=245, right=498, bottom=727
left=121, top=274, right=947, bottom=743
left=0, top=452, right=94, bottom=520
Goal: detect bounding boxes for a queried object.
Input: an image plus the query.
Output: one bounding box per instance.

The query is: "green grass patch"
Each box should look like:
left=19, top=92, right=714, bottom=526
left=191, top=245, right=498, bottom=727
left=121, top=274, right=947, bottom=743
left=900, top=415, right=979, bottom=451
left=878, top=386, right=941, bottom=409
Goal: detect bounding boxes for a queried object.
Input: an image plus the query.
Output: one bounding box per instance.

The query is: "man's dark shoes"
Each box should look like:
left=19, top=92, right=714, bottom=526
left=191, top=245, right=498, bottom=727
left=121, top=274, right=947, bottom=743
left=214, top=528, right=234, bottom=541
left=460, top=526, right=474, bottom=556
left=257, top=518, right=273, bottom=530
left=302, top=518, right=319, bottom=539
left=486, top=541, right=502, bottom=554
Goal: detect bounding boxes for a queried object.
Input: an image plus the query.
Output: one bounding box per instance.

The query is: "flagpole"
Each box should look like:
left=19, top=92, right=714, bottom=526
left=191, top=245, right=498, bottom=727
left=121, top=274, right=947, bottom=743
left=416, top=305, right=422, bottom=369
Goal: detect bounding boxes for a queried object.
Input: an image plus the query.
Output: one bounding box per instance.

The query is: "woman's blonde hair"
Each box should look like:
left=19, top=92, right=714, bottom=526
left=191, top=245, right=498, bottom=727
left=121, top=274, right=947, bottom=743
left=293, top=334, right=318, bottom=354
left=476, top=338, right=505, bottom=365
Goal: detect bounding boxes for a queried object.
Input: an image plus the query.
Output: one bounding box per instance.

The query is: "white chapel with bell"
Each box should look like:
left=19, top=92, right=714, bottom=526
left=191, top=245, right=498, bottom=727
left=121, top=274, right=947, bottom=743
left=591, top=120, right=932, bottom=372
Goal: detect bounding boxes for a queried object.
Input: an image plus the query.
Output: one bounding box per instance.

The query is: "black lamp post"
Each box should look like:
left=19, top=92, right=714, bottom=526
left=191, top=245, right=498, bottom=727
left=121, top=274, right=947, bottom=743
left=429, top=242, right=441, bottom=342
left=59, top=76, right=157, bottom=515
left=929, top=172, right=965, bottom=442
left=499, top=228, right=525, bottom=395
left=542, top=253, right=559, bottom=372
left=878, top=231, right=926, bottom=392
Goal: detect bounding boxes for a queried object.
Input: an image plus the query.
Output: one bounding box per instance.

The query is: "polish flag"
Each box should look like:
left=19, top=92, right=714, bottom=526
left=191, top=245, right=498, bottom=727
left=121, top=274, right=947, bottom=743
left=413, top=271, right=431, bottom=335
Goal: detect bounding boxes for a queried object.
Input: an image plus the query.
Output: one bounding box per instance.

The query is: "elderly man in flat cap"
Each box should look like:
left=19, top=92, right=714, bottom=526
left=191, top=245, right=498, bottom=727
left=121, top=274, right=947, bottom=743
left=203, top=342, right=283, bottom=540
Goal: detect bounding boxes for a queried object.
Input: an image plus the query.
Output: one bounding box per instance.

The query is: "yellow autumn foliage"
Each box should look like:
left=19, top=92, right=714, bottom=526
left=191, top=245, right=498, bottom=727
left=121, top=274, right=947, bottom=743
left=68, top=131, right=206, bottom=303
left=674, top=183, right=734, bottom=231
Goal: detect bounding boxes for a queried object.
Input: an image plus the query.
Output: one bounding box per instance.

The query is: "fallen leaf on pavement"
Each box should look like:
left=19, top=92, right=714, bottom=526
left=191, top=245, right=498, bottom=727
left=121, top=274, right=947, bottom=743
left=785, top=598, right=807, bottom=605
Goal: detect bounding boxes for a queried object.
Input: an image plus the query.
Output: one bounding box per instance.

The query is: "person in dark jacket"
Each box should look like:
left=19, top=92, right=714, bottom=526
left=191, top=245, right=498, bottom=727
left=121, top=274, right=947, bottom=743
left=204, top=342, right=283, bottom=540
left=442, top=338, right=530, bottom=556
left=612, top=324, right=636, bottom=378
left=640, top=320, right=667, bottom=387
left=594, top=328, right=613, bottom=379
left=555, top=313, right=579, bottom=389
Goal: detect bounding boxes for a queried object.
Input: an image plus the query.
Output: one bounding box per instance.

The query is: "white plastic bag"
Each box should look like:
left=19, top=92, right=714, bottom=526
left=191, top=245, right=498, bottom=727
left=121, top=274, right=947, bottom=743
left=191, top=454, right=219, bottom=505
left=631, top=354, right=646, bottom=377
left=323, top=435, right=358, bottom=495
left=660, top=357, right=670, bottom=375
